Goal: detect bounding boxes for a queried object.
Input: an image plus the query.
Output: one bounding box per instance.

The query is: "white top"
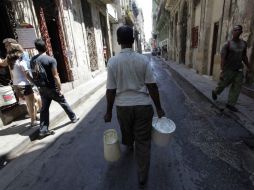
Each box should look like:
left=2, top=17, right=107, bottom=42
left=106, top=48, right=156, bottom=106
left=11, top=59, right=30, bottom=86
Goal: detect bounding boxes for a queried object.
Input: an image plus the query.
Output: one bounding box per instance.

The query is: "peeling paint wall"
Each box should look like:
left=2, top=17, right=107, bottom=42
left=91, top=4, right=105, bottom=71
left=71, top=0, right=91, bottom=81
left=60, top=0, right=92, bottom=89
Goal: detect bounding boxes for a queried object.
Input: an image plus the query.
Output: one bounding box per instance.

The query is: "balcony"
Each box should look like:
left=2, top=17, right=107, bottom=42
left=125, top=9, right=135, bottom=26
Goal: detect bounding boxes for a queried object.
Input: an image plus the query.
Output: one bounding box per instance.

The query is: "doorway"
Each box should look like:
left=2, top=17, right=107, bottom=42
left=0, top=1, right=14, bottom=58
left=33, top=0, right=70, bottom=83
left=99, top=12, right=110, bottom=66
left=210, top=22, right=219, bottom=75
left=180, top=2, right=188, bottom=64
left=0, top=1, right=14, bottom=85
left=81, top=0, right=98, bottom=71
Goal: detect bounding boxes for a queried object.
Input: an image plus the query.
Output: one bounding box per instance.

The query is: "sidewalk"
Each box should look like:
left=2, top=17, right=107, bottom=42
left=0, top=71, right=107, bottom=166
left=162, top=59, right=254, bottom=135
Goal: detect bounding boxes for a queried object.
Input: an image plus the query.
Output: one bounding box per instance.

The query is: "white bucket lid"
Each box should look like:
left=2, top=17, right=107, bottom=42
left=152, top=117, right=176, bottom=134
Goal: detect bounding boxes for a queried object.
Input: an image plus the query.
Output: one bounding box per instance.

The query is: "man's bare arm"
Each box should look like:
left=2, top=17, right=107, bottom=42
left=0, top=58, right=8, bottom=67
left=106, top=89, right=116, bottom=113
left=104, top=89, right=116, bottom=122
left=221, top=55, right=226, bottom=71
left=146, top=83, right=165, bottom=118
left=51, top=67, right=61, bottom=92
left=243, top=52, right=251, bottom=71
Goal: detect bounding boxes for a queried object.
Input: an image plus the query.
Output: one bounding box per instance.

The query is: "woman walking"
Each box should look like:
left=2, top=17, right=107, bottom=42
left=6, top=44, right=38, bottom=127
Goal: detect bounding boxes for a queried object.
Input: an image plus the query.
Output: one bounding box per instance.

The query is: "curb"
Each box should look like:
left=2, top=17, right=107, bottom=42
left=0, top=79, right=106, bottom=166
left=242, top=85, right=254, bottom=99
left=50, top=80, right=106, bottom=127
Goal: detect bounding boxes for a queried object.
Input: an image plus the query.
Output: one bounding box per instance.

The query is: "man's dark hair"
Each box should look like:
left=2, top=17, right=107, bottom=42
left=34, top=39, right=47, bottom=52
left=233, top=25, right=243, bottom=31
left=117, top=25, right=134, bottom=45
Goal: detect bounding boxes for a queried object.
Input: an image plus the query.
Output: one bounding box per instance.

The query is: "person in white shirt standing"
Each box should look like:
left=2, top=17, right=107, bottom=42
left=104, top=25, right=165, bottom=188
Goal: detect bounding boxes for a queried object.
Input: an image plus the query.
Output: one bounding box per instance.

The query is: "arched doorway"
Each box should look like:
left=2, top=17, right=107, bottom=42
left=180, top=1, right=188, bottom=64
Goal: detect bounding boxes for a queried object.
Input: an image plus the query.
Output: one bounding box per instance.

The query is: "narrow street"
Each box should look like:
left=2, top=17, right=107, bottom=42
left=0, top=55, right=253, bottom=190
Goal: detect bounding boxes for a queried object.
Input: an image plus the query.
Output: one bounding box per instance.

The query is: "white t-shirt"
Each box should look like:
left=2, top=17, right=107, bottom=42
left=106, top=48, right=156, bottom=106
left=11, top=59, right=30, bottom=86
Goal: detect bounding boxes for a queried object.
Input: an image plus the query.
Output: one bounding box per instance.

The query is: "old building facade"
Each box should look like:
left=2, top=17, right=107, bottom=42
left=110, top=0, right=146, bottom=54
left=152, top=0, right=170, bottom=59
left=0, top=0, right=116, bottom=91
left=0, top=0, right=116, bottom=125
left=154, top=0, right=254, bottom=82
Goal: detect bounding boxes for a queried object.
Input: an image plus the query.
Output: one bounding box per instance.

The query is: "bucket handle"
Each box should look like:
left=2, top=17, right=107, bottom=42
left=154, top=116, right=167, bottom=127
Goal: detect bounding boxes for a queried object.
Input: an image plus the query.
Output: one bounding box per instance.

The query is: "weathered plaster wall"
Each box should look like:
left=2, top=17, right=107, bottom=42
left=60, top=0, right=92, bottom=91
left=190, top=1, right=201, bottom=68
left=71, top=0, right=91, bottom=83
left=194, top=2, right=201, bottom=26
left=91, top=3, right=105, bottom=71
left=166, top=0, right=254, bottom=83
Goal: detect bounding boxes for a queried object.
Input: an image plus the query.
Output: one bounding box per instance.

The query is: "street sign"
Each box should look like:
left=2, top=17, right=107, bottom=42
left=16, top=23, right=37, bottom=49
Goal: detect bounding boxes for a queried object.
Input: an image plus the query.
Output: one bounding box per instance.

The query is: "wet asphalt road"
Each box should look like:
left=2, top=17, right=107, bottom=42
left=1, top=56, right=254, bottom=190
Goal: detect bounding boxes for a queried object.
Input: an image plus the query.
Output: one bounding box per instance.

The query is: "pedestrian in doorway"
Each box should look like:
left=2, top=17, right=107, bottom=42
left=104, top=25, right=165, bottom=188
left=1, top=42, right=38, bottom=127
left=212, top=25, right=252, bottom=112
left=31, top=39, right=79, bottom=137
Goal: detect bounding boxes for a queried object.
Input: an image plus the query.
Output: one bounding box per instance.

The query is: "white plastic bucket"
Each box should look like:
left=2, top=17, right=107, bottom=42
left=103, top=129, right=121, bottom=162
left=152, top=117, right=176, bottom=147
left=0, top=86, right=16, bottom=107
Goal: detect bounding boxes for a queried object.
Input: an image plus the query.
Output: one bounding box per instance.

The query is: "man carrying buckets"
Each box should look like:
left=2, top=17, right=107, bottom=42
left=104, top=25, right=165, bottom=188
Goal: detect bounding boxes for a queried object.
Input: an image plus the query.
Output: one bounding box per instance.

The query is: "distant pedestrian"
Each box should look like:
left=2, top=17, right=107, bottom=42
left=157, top=47, right=161, bottom=56
left=212, top=25, right=252, bottom=112
left=0, top=41, right=38, bottom=127
left=104, top=25, right=165, bottom=188
left=31, top=39, right=79, bottom=137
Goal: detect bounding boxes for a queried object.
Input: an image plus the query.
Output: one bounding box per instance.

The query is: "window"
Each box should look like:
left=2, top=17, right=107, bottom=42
left=191, top=26, right=199, bottom=48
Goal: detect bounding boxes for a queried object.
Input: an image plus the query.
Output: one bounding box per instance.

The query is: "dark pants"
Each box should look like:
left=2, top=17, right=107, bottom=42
left=214, top=70, right=243, bottom=106
left=39, top=87, right=76, bottom=130
left=116, top=105, right=154, bottom=181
